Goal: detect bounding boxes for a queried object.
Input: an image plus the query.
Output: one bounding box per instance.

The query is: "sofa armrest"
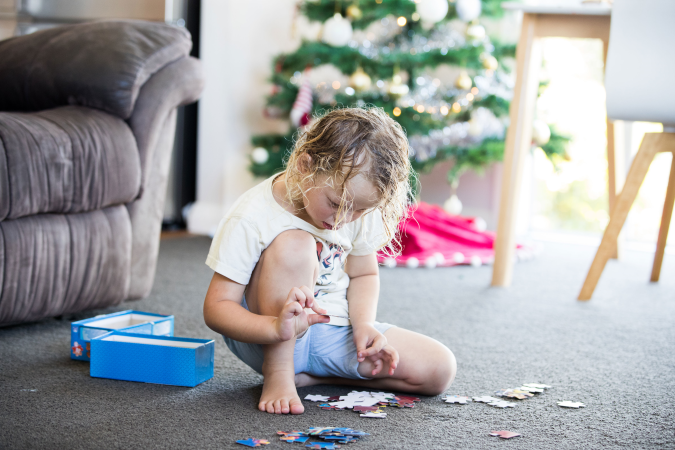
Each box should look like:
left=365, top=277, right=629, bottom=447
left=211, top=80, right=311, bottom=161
left=0, top=20, right=191, bottom=119
left=125, top=55, right=204, bottom=298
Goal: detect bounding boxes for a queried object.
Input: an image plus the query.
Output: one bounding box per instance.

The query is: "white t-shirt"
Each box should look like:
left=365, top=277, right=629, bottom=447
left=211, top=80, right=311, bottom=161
left=206, top=174, right=389, bottom=326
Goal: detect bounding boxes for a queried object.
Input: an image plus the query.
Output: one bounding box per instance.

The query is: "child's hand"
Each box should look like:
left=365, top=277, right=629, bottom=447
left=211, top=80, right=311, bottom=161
left=274, top=286, right=329, bottom=342
left=352, top=324, right=399, bottom=376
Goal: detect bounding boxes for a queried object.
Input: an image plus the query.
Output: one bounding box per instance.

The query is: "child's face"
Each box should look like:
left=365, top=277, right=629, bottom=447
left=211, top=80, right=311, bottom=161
left=301, top=172, right=379, bottom=230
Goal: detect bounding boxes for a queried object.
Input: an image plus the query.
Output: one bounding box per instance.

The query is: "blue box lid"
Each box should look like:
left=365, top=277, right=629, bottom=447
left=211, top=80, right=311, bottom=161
left=71, top=310, right=175, bottom=361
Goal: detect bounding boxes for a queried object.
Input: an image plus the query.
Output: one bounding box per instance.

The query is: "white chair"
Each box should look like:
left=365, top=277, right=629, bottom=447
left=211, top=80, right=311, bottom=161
left=578, top=0, right=675, bottom=300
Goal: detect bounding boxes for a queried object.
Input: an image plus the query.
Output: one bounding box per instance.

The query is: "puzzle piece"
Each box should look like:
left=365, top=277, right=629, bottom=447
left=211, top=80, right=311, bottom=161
left=490, top=430, right=522, bottom=439
left=394, top=395, right=420, bottom=402
left=487, top=400, right=516, bottom=408
left=321, top=436, right=359, bottom=443
left=353, top=405, right=382, bottom=412
left=236, top=438, right=270, bottom=447
left=557, top=401, right=585, bottom=408
left=443, top=395, right=470, bottom=404
left=318, top=404, right=342, bottom=411
left=328, top=428, right=369, bottom=437
left=305, top=443, right=340, bottom=450
left=495, top=389, right=534, bottom=400
left=281, top=436, right=310, bottom=443
left=523, top=383, right=552, bottom=389
left=393, top=403, right=414, bottom=408
left=305, top=395, right=331, bottom=402
left=473, top=396, right=499, bottom=403
left=307, top=427, right=338, bottom=436
left=517, top=385, right=544, bottom=393
left=360, top=412, right=387, bottom=418
left=326, top=396, right=341, bottom=401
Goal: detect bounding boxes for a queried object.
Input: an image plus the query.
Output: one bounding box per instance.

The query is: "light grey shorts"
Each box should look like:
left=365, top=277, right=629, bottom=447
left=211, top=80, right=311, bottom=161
left=222, top=297, right=395, bottom=380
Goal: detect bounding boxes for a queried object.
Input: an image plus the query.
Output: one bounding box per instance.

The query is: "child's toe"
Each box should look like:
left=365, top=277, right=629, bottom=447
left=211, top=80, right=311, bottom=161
left=289, top=397, right=304, bottom=415
left=274, top=399, right=282, bottom=414
left=280, top=398, right=290, bottom=414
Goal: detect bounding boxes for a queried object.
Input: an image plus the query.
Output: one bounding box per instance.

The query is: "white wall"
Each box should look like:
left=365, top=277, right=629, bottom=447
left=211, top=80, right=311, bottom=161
left=189, top=0, right=299, bottom=234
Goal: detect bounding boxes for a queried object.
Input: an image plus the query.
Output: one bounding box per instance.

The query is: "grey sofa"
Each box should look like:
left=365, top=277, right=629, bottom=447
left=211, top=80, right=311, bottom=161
left=0, top=20, right=204, bottom=326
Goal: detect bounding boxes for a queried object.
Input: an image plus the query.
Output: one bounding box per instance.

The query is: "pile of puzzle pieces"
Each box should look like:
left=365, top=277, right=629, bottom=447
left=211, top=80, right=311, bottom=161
left=443, top=383, right=553, bottom=408
left=277, top=427, right=370, bottom=449
left=305, top=391, right=420, bottom=418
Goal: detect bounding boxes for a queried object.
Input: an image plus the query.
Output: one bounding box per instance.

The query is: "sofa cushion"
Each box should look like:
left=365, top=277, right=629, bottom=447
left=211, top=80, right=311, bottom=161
left=0, top=206, right=132, bottom=326
left=0, top=106, right=141, bottom=221
left=0, top=20, right=192, bottom=119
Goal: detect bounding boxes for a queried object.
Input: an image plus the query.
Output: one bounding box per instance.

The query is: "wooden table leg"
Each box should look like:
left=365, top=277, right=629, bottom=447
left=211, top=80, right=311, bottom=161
left=492, top=13, right=542, bottom=287
left=603, top=37, right=621, bottom=260
left=578, top=134, right=661, bottom=300
left=651, top=146, right=675, bottom=282
left=606, top=119, right=622, bottom=259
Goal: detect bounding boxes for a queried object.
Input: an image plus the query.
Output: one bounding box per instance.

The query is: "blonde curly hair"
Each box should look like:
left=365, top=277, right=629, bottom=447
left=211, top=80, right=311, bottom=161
left=284, top=106, right=413, bottom=258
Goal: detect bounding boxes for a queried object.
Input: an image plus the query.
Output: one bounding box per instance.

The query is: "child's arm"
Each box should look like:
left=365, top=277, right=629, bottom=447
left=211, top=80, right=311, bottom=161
left=203, top=272, right=328, bottom=344
left=346, top=253, right=399, bottom=376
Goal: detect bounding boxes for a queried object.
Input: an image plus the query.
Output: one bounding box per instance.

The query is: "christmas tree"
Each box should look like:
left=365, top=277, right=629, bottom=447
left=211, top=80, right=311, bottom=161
left=250, top=0, right=569, bottom=199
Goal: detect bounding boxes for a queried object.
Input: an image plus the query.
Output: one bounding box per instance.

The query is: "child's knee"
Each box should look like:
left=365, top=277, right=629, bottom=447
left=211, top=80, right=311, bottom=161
left=265, top=230, right=318, bottom=275
left=430, top=347, right=457, bottom=394
left=416, top=344, right=456, bottom=395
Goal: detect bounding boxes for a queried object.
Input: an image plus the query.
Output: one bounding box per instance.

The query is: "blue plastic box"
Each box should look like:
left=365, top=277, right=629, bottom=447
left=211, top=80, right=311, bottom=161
left=71, top=310, right=174, bottom=361
left=90, top=331, right=214, bottom=387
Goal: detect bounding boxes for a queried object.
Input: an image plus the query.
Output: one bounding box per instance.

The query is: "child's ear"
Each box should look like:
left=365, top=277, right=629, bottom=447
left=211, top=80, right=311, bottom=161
left=297, top=153, right=312, bottom=174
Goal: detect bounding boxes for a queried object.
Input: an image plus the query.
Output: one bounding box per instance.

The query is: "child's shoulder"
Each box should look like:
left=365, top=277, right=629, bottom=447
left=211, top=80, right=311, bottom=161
left=222, top=176, right=280, bottom=222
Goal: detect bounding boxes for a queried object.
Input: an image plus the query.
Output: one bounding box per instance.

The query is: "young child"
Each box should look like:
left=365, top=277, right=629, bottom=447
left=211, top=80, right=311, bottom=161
left=203, top=107, right=456, bottom=415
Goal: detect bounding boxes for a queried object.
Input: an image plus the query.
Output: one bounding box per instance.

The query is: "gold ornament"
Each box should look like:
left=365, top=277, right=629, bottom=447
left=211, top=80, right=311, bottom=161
left=346, top=4, right=363, bottom=20
left=455, top=71, right=472, bottom=90
left=349, top=67, right=372, bottom=91
left=482, top=54, right=498, bottom=71
left=387, top=74, right=409, bottom=98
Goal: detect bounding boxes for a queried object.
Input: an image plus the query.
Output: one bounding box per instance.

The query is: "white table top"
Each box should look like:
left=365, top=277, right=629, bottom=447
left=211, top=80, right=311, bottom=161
left=502, top=1, right=611, bottom=16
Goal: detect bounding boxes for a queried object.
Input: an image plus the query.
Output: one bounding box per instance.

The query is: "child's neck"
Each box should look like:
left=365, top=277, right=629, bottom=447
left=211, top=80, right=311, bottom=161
left=272, top=173, right=308, bottom=220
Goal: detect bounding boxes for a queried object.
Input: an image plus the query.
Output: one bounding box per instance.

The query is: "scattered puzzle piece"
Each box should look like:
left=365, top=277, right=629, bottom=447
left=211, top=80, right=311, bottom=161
left=305, top=395, right=331, bottom=402
left=360, top=412, right=387, bottom=418
left=353, top=406, right=382, bottom=412
left=236, top=438, right=270, bottom=447
left=305, top=443, right=340, bottom=449
left=495, top=389, right=535, bottom=400
left=443, top=395, right=470, bottom=404
left=487, top=400, right=516, bottom=408
left=557, top=401, right=585, bottom=408
left=473, top=396, right=499, bottom=403
left=490, top=431, right=522, bottom=439
left=517, top=385, right=544, bottom=393
left=318, top=404, right=342, bottom=411
left=321, top=436, right=358, bottom=443
left=395, top=395, right=420, bottom=402
left=523, top=383, right=552, bottom=389
left=280, top=436, right=309, bottom=443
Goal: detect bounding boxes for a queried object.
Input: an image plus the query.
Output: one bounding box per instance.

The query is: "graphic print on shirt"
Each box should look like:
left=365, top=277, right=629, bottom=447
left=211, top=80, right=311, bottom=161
left=314, top=240, right=345, bottom=298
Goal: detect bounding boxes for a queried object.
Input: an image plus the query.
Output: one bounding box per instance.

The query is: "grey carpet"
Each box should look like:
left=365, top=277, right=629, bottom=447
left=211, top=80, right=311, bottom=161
left=1, top=236, right=673, bottom=449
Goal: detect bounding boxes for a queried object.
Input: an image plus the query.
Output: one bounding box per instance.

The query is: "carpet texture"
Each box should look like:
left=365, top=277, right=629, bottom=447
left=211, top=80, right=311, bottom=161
left=1, top=236, right=673, bottom=449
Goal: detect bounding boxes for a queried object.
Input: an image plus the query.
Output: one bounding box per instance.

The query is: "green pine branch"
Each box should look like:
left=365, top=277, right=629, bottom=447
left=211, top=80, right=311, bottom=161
left=276, top=40, right=497, bottom=80
left=411, top=137, right=505, bottom=183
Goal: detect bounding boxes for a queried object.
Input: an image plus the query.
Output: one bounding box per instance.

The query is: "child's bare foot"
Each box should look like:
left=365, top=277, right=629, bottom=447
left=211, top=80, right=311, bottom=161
left=259, top=367, right=304, bottom=414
